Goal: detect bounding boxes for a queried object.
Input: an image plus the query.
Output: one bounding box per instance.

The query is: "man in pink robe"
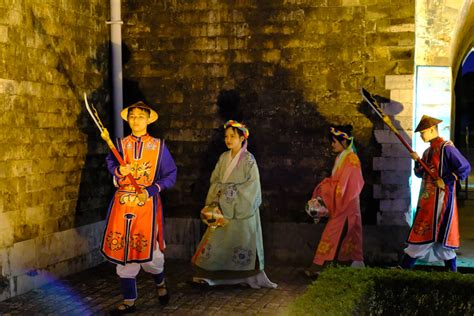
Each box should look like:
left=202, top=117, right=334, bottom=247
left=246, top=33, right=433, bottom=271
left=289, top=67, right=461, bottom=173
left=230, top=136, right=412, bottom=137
left=305, top=125, right=365, bottom=277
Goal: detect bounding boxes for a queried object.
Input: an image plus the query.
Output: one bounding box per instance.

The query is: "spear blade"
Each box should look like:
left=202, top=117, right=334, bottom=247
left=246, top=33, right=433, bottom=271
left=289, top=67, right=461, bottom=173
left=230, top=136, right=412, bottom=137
left=84, top=93, right=103, bottom=132
left=83, top=92, right=143, bottom=194
left=360, top=87, right=441, bottom=184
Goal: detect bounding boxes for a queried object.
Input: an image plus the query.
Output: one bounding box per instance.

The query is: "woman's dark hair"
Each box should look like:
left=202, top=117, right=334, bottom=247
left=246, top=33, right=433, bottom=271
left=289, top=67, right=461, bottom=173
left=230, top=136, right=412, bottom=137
left=225, top=126, right=246, bottom=139
left=328, top=124, right=353, bottom=143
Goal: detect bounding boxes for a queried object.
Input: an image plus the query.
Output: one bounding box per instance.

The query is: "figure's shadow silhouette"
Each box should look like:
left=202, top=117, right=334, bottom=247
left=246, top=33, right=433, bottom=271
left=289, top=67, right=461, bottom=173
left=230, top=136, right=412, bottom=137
left=191, top=89, right=243, bottom=205
left=75, top=42, right=116, bottom=228
left=359, top=92, right=410, bottom=224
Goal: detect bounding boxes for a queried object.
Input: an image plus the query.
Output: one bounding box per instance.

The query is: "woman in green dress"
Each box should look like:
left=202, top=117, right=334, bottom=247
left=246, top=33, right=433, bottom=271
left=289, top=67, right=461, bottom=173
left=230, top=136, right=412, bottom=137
left=191, top=120, right=277, bottom=288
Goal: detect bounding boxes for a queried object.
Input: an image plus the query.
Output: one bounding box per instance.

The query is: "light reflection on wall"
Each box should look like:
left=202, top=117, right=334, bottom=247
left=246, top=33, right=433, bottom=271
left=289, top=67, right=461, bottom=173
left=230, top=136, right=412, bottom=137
left=412, top=66, right=452, bottom=221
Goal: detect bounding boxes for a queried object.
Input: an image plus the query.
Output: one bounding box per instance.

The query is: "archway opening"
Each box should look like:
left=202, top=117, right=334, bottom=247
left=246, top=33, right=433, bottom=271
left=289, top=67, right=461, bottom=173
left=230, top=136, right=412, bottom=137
left=454, top=48, right=474, bottom=196
left=454, top=47, right=474, bottom=264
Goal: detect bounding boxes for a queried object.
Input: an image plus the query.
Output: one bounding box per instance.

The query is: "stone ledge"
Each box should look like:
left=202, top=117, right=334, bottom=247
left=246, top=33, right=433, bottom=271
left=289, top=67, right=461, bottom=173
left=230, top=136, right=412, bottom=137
left=0, top=221, right=106, bottom=301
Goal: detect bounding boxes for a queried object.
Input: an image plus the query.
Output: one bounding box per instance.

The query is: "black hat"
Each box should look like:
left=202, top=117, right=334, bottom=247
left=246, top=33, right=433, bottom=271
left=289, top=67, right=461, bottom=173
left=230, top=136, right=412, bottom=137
left=414, top=115, right=442, bottom=132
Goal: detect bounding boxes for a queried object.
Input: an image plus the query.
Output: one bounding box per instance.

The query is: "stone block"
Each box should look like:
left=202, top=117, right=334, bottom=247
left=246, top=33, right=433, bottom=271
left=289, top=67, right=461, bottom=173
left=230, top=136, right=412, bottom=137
left=261, top=49, right=281, bottom=63
left=373, top=157, right=411, bottom=171
left=215, top=37, right=229, bottom=50
left=384, top=102, right=413, bottom=117
left=379, top=198, right=411, bottom=212
left=374, top=129, right=412, bottom=145
left=377, top=211, right=410, bottom=226
left=9, top=239, right=37, bottom=277
left=389, top=89, right=413, bottom=104
left=342, top=0, right=360, bottom=6
left=232, top=50, right=253, bottom=63
left=0, top=247, right=11, bottom=277
left=380, top=170, right=411, bottom=184
left=231, top=22, right=250, bottom=37
left=385, top=75, right=413, bottom=89
left=17, top=81, right=41, bottom=96
left=389, top=47, right=414, bottom=61
left=387, top=115, right=413, bottom=131
left=373, top=183, right=411, bottom=199
left=385, top=23, right=415, bottom=33
left=0, top=278, right=10, bottom=302
left=0, top=79, right=18, bottom=94
left=398, top=32, right=415, bottom=46
left=381, top=143, right=410, bottom=157
left=166, top=91, right=184, bottom=104
left=208, top=64, right=229, bottom=77
left=0, top=25, right=7, bottom=43
left=11, top=273, right=36, bottom=297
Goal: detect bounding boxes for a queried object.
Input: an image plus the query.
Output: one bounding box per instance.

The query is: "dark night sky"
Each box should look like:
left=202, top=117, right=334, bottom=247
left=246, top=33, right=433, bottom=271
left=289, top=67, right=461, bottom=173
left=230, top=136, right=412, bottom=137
left=462, top=50, right=474, bottom=75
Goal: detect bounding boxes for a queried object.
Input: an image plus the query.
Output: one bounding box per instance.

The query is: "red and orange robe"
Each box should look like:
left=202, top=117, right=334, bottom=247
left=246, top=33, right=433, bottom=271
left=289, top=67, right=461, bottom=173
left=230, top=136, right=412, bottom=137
left=407, top=137, right=470, bottom=250
left=102, top=134, right=177, bottom=265
left=312, top=149, right=365, bottom=265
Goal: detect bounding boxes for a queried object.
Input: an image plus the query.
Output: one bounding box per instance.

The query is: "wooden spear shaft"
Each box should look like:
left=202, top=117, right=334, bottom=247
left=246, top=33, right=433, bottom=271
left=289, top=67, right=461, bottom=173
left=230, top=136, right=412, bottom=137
left=84, top=93, right=142, bottom=194
left=380, top=115, right=440, bottom=181
left=361, top=88, right=440, bottom=181
left=101, top=130, right=143, bottom=194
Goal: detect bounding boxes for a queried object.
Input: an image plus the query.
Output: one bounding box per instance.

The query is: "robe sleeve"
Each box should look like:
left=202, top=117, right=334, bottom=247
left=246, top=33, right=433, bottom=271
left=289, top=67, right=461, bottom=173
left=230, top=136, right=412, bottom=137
left=218, top=153, right=262, bottom=220
left=205, top=153, right=225, bottom=206
left=413, top=149, right=429, bottom=178
left=332, top=153, right=364, bottom=213
left=442, top=144, right=471, bottom=185
left=315, top=153, right=364, bottom=216
left=145, top=143, right=178, bottom=197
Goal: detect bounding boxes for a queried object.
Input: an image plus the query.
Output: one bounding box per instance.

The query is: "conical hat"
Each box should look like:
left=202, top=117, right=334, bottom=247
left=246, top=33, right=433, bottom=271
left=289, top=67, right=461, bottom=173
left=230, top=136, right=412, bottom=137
left=120, top=101, right=158, bottom=124
left=414, top=115, right=442, bottom=132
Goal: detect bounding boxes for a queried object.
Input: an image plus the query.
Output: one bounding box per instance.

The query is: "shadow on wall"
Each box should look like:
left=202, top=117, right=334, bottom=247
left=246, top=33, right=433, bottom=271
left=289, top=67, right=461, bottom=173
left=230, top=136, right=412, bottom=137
left=120, top=0, right=380, bottom=225
left=27, top=6, right=113, bottom=230
left=358, top=93, right=411, bottom=223
left=122, top=43, right=154, bottom=136
left=191, top=89, right=242, bottom=205
left=208, top=1, right=373, bottom=223
left=75, top=41, right=114, bottom=228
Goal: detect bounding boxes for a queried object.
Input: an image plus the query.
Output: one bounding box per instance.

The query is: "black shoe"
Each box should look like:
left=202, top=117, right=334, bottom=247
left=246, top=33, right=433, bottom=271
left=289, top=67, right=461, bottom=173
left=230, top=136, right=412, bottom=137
left=187, top=279, right=212, bottom=290
left=157, top=280, right=170, bottom=306
left=303, top=268, right=320, bottom=279
left=110, top=303, right=136, bottom=315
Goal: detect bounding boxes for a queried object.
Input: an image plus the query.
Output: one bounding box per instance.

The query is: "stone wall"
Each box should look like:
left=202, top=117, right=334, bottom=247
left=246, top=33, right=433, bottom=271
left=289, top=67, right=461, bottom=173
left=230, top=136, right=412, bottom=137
left=0, top=0, right=110, bottom=300
left=416, top=0, right=464, bottom=66
left=451, top=0, right=474, bottom=73
left=121, top=0, right=415, bottom=226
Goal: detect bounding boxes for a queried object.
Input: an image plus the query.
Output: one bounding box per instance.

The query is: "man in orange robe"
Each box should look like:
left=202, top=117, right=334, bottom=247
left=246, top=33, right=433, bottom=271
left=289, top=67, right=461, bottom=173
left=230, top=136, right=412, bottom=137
left=103, top=102, right=177, bottom=314
left=401, top=115, right=470, bottom=272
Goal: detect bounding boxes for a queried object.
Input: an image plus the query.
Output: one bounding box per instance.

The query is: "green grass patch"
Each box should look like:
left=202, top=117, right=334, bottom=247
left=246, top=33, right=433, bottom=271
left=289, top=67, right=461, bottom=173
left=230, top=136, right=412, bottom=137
left=288, top=267, right=474, bottom=315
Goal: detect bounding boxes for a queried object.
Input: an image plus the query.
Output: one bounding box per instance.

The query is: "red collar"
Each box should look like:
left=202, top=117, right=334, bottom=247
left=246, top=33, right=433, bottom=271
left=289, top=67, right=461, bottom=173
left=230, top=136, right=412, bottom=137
left=430, top=137, right=444, bottom=148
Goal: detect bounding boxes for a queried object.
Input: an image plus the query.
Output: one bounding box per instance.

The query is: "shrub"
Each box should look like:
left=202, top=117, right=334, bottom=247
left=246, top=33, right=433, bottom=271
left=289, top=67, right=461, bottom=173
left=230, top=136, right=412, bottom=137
left=287, top=267, right=474, bottom=315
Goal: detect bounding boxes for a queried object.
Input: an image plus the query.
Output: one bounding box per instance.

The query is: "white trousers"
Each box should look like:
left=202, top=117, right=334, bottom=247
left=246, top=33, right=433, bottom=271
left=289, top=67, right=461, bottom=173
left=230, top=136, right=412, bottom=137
left=116, top=244, right=165, bottom=278
left=404, top=242, right=456, bottom=262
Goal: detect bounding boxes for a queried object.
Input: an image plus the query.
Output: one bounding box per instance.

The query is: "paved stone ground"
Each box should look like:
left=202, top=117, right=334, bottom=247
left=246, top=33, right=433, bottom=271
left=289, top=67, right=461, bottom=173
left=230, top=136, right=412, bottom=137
left=0, top=260, right=311, bottom=315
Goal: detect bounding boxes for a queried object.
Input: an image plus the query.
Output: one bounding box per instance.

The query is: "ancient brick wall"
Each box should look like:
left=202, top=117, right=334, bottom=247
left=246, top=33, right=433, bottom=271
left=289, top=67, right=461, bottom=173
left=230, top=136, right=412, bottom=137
left=121, top=0, right=415, bottom=225
left=0, top=0, right=110, bottom=300
left=416, top=0, right=464, bottom=66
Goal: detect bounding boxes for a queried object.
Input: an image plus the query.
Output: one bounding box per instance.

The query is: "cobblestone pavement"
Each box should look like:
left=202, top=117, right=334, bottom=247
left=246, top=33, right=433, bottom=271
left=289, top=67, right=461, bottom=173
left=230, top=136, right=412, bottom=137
left=0, top=260, right=311, bottom=315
